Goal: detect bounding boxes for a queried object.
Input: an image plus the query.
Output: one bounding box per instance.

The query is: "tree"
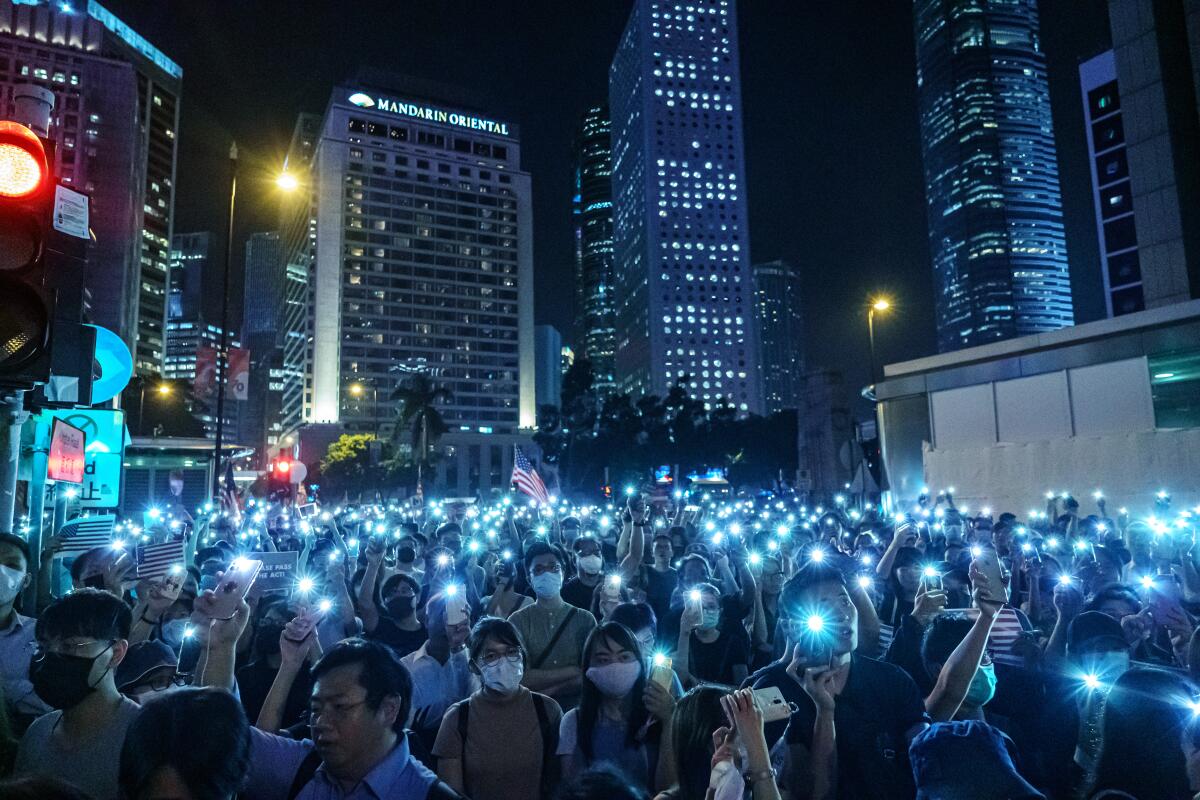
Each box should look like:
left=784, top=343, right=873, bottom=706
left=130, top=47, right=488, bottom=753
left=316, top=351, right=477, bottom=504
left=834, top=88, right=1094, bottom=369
left=319, top=434, right=392, bottom=496
left=390, top=374, right=451, bottom=481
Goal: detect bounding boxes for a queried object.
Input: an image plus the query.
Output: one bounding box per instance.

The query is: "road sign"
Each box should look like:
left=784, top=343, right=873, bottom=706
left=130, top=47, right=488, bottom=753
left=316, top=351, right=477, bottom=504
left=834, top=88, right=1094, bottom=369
left=47, top=418, right=85, bottom=483
left=46, top=409, right=128, bottom=508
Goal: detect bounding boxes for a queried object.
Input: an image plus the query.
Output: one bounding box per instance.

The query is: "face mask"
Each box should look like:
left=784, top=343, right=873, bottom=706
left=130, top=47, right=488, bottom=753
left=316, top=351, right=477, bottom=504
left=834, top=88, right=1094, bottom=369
left=531, top=571, right=563, bottom=598
left=963, top=662, right=997, bottom=708
left=385, top=596, right=414, bottom=619
left=397, top=546, right=417, bottom=564
left=586, top=661, right=642, bottom=697
left=0, top=564, right=25, bottom=605
left=30, top=645, right=113, bottom=710
left=577, top=554, right=603, bottom=575
left=160, top=618, right=189, bottom=651
left=82, top=574, right=106, bottom=590
left=256, top=623, right=284, bottom=656
left=480, top=658, right=524, bottom=694
left=700, top=609, right=720, bottom=630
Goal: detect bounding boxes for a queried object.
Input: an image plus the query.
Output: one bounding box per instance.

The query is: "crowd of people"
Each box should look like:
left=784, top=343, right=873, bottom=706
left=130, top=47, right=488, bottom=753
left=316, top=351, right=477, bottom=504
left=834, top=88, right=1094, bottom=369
left=0, top=480, right=1198, bottom=799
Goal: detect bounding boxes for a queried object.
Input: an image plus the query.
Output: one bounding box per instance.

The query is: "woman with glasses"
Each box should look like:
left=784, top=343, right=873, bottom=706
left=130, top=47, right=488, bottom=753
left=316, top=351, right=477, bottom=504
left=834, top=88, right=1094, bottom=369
left=751, top=555, right=786, bottom=670
left=434, top=616, right=563, bottom=800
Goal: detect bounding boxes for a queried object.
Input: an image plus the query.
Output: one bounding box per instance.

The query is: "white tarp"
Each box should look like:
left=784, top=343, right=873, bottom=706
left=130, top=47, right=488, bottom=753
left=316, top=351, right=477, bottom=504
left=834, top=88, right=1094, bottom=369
left=922, top=428, right=1200, bottom=513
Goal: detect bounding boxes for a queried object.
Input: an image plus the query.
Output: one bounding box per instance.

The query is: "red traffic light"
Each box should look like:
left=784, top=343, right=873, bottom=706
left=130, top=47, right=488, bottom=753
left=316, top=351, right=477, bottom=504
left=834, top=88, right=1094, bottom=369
left=0, top=121, right=47, bottom=200
left=274, top=458, right=292, bottom=474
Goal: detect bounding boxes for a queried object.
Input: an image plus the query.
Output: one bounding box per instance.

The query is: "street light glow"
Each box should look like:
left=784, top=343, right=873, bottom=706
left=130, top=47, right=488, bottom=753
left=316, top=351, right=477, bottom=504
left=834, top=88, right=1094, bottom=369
left=872, top=298, right=891, bottom=312
left=276, top=172, right=299, bottom=191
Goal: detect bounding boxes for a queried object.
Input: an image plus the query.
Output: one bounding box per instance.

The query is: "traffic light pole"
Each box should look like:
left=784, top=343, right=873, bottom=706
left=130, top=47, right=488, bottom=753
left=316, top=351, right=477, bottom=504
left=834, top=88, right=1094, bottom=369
left=0, top=390, right=26, bottom=534
left=212, top=143, right=238, bottom=498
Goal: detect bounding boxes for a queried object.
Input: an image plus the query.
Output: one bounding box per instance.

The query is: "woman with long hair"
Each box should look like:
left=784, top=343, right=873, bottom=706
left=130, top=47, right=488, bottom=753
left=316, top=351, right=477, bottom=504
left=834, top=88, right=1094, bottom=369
left=559, top=622, right=671, bottom=792
left=1088, top=668, right=1200, bottom=799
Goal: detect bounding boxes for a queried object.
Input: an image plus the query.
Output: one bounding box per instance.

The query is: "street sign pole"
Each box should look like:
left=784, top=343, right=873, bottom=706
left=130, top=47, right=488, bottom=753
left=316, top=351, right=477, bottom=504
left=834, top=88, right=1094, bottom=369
left=0, top=391, right=26, bottom=533
left=22, top=416, right=49, bottom=606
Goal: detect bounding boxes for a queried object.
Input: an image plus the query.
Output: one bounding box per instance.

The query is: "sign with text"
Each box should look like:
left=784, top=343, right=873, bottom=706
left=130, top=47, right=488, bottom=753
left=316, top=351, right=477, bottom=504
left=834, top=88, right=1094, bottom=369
left=48, top=418, right=86, bottom=484
left=46, top=409, right=128, bottom=508
left=253, top=551, right=299, bottom=593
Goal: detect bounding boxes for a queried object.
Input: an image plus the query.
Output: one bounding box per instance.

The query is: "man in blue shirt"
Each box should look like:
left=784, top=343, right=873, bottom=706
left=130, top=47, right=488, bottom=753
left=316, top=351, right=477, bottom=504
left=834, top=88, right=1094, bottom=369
left=244, top=637, right=460, bottom=799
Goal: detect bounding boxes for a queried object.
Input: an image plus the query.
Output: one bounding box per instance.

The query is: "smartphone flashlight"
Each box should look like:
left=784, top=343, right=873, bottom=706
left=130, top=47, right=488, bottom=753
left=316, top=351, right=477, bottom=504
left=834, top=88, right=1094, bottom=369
left=468, top=541, right=480, bottom=553
left=970, top=546, right=982, bottom=558
left=446, top=584, right=460, bottom=597
left=111, top=540, right=126, bottom=551
left=1058, top=574, right=1073, bottom=586
left=1082, top=673, right=1102, bottom=690
left=806, top=614, right=825, bottom=633
left=923, top=565, right=938, bottom=578
left=688, top=588, right=702, bottom=603
left=653, top=652, right=668, bottom=667
left=169, top=564, right=184, bottom=576
left=809, top=548, right=826, bottom=563
left=329, top=552, right=340, bottom=564
left=857, top=575, right=872, bottom=589
left=1140, top=575, right=1155, bottom=589
left=767, top=540, right=779, bottom=552
left=318, top=598, right=333, bottom=613
left=749, top=552, right=762, bottom=566
left=609, top=574, right=622, bottom=587
left=436, top=553, right=451, bottom=567
left=297, top=577, right=315, bottom=594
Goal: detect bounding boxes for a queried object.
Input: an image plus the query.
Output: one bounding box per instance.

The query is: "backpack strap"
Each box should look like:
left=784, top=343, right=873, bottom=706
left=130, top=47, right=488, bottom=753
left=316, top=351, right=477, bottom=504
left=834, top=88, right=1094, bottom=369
left=425, top=779, right=465, bottom=800
left=455, top=699, right=471, bottom=797
left=531, top=693, right=560, bottom=800
left=285, top=748, right=323, bottom=800
left=531, top=606, right=578, bottom=669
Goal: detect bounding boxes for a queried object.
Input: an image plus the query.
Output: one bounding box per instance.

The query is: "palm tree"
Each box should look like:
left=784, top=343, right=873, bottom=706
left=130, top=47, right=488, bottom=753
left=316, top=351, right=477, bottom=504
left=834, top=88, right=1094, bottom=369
left=390, top=374, right=451, bottom=489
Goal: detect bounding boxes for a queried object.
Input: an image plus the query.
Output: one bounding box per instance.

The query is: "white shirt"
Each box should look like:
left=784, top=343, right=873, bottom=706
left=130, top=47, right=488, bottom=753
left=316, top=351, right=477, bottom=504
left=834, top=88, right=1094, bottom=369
left=401, top=641, right=476, bottom=731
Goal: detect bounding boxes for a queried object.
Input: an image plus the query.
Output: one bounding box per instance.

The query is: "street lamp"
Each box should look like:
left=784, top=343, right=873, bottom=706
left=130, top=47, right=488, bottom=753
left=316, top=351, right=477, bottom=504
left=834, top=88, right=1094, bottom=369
left=138, top=381, right=172, bottom=436
left=867, top=296, right=892, bottom=386
left=347, top=380, right=380, bottom=431
left=276, top=171, right=299, bottom=192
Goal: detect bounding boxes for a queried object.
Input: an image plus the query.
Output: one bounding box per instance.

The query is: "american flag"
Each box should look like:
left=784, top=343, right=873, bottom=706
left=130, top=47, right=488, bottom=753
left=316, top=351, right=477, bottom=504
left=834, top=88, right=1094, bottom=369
left=57, top=515, right=116, bottom=556
left=987, top=607, right=1028, bottom=667
left=219, top=460, right=242, bottom=524
left=136, top=540, right=186, bottom=581
left=876, top=623, right=895, bottom=658
left=511, top=446, right=549, bottom=504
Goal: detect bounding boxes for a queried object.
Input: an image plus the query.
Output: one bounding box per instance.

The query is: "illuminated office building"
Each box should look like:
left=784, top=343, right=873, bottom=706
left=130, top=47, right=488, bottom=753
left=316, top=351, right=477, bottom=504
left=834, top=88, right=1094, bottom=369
left=0, top=0, right=181, bottom=375
left=753, top=260, right=805, bottom=413
left=609, top=0, right=764, bottom=412
left=306, top=78, right=534, bottom=444
left=572, top=105, right=616, bottom=395
left=241, top=231, right=284, bottom=459
left=914, top=0, right=1073, bottom=352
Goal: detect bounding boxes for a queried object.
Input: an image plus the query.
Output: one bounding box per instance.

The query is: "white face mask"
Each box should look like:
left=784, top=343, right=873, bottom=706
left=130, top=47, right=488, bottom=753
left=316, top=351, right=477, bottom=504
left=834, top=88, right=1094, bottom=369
left=0, top=564, right=25, bottom=606
left=531, top=571, right=563, bottom=598
left=480, top=658, right=524, bottom=694
left=586, top=661, right=641, bottom=698
left=577, top=554, right=603, bottom=575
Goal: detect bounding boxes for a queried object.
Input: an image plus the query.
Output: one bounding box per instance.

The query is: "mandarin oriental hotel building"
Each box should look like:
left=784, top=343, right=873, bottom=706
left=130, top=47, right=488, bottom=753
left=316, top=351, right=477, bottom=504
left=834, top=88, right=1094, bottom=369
left=305, top=85, right=535, bottom=489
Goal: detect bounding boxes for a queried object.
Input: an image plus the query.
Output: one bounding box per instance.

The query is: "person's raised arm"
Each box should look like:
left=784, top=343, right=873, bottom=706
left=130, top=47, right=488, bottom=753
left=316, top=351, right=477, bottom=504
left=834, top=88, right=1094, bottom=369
left=733, top=556, right=756, bottom=612
left=673, top=601, right=702, bottom=686
left=357, top=538, right=385, bottom=634
left=618, top=521, right=645, bottom=582
left=876, top=526, right=911, bottom=579
left=256, top=620, right=314, bottom=732
left=1044, top=580, right=1082, bottom=667
left=924, top=571, right=1000, bottom=722
left=802, top=668, right=838, bottom=800
left=195, top=594, right=251, bottom=692
left=326, top=557, right=358, bottom=637
left=849, top=577, right=882, bottom=657
left=723, top=689, right=782, bottom=800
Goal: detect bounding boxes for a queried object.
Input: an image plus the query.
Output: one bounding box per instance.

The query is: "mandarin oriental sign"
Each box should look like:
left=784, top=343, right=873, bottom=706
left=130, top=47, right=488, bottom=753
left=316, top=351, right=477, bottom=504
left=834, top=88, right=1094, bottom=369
left=347, top=91, right=510, bottom=137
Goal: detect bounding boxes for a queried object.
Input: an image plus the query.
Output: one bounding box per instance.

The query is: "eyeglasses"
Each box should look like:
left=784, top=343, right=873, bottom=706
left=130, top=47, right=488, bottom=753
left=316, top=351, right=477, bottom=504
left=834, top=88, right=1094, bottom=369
left=136, top=672, right=187, bottom=692
left=309, top=698, right=369, bottom=722
left=476, top=648, right=523, bottom=668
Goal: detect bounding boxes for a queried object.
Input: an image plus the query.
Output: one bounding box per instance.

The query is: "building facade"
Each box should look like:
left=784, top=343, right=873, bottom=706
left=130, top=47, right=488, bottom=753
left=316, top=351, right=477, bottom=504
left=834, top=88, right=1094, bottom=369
left=1105, top=0, right=1200, bottom=309
left=913, top=0, right=1073, bottom=352
left=241, top=231, right=284, bottom=461
left=306, top=80, right=535, bottom=448
left=0, top=0, right=182, bottom=374
left=162, top=319, right=239, bottom=440
left=753, top=260, right=805, bottom=413
left=534, top=324, right=563, bottom=410
left=609, top=0, right=764, bottom=413
left=168, top=231, right=209, bottom=324
left=572, top=104, right=617, bottom=395
left=1080, top=50, right=1143, bottom=318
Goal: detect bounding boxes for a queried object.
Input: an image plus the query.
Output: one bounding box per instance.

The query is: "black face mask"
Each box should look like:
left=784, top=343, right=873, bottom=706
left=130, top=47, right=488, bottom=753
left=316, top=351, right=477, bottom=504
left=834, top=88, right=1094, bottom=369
left=385, top=596, right=414, bottom=619
left=29, top=645, right=112, bottom=710
left=82, top=574, right=106, bottom=590
left=397, top=546, right=416, bottom=564
left=256, top=624, right=284, bottom=656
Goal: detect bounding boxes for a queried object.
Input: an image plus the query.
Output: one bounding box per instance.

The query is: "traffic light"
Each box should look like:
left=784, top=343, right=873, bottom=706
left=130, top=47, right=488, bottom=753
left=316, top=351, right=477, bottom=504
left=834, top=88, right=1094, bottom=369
left=0, top=119, right=54, bottom=389
left=267, top=456, right=294, bottom=501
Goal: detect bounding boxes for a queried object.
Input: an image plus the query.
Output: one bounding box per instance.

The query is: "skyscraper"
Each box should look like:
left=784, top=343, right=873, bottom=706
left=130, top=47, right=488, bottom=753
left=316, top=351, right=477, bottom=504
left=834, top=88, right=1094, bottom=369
left=1105, top=0, right=1200, bottom=309
left=753, top=260, right=805, bottom=414
left=534, top=324, right=564, bottom=409
left=241, top=232, right=284, bottom=458
left=609, top=0, right=764, bottom=413
left=914, top=0, right=1073, bottom=353
left=300, top=76, right=535, bottom=493
left=0, top=1, right=180, bottom=374
left=572, top=105, right=616, bottom=395
left=1080, top=50, right=1143, bottom=318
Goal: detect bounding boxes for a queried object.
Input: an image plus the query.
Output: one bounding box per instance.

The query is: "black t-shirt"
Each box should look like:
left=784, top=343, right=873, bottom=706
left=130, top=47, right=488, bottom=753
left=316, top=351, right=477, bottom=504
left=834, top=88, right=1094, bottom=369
left=366, top=615, right=429, bottom=658
left=688, top=625, right=751, bottom=686
left=642, top=566, right=678, bottom=624
left=782, top=654, right=929, bottom=800
left=662, top=594, right=747, bottom=649
left=236, top=659, right=314, bottom=730
left=562, top=576, right=601, bottom=611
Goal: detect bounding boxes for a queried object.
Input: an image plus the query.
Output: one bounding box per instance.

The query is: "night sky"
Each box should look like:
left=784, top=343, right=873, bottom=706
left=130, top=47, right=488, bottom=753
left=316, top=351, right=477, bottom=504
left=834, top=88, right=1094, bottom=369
left=104, top=0, right=1112, bottom=412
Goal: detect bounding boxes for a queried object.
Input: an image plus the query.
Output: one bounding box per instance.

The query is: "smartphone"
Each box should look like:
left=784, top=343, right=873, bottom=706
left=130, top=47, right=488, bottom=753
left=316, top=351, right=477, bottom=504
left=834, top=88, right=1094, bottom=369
left=603, top=574, right=622, bottom=600
left=285, top=603, right=328, bottom=642
left=650, top=655, right=674, bottom=690
left=972, top=547, right=1009, bottom=605
left=207, top=559, right=262, bottom=620
left=921, top=571, right=944, bottom=593
left=752, top=686, right=794, bottom=723
left=297, top=503, right=317, bottom=519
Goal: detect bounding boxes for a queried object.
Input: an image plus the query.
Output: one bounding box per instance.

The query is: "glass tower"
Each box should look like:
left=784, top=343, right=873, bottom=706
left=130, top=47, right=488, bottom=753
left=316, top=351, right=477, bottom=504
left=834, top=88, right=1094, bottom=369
left=752, top=260, right=805, bottom=414
left=914, top=0, right=1073, bottom=353
left=572, top=105, right=616, bottom=396
left=609, top=0, right=763, bottom=413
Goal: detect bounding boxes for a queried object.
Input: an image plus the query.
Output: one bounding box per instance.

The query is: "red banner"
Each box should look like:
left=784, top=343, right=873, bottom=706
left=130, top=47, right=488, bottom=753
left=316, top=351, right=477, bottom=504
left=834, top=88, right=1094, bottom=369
left=228, top=347, right=249, bottom=401
left=194, top=346, right=217, bottom=399
left=48, top=418, right=85, bottom=483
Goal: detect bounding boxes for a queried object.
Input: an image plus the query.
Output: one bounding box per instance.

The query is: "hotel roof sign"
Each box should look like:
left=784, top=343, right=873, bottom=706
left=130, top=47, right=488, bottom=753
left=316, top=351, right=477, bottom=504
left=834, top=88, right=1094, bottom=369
left=346, top=91, right=510, bottom=137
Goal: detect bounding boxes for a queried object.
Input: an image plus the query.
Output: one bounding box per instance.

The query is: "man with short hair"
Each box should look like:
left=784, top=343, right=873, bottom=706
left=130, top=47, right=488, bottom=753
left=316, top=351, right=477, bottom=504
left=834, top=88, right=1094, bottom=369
left=401, top=590, right=475, bottom=745
left=13, top=588, right=140, bottom=799
left=0, top=532, right=50, bottom=728
left=245, top=637, right=461, bottom=799
left=509, top=542, right=596, bottom=710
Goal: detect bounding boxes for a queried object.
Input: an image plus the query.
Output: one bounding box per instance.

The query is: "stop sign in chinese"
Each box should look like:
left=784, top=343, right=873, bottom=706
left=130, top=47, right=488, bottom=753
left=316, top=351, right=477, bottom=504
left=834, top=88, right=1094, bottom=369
left=48, top=418, right=85, bottom=484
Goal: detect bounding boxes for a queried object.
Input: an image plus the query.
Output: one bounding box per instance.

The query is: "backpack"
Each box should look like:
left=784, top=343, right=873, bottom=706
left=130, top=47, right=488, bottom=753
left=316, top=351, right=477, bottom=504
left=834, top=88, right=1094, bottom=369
left=454, top=692, right=560, bottom=800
